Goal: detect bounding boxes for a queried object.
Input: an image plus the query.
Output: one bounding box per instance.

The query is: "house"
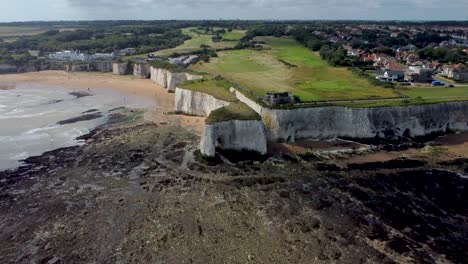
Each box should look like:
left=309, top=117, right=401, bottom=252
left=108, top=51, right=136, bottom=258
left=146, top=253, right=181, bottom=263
left=263, top=92, right=300, bottom=106
left=405, top=66, right=433, bottom=83
left=346, top=49, right=360, bottom=57
left=48, top=50, right=90, bottom=62
left=396, top=51, right=420, bottom=64
left=443, top=64, right=468, bottom=82
left=397, top=44, right=417, bottom=53
left=48, top=50, right=115, bottom=62
left=120, top=48, right=136, bottom=56
left=93, top=52, right=116, bottom=60
left=439, top=40, right=458, bottom=49
left=377, top=69, right=405, bottom=82
left=27, top=50, right=42, bottom=57
left=429, top=62, right=443, bottom=73
left=363, top=54, right=376, bottom=62
left=373, top=53, right=395, bottom=66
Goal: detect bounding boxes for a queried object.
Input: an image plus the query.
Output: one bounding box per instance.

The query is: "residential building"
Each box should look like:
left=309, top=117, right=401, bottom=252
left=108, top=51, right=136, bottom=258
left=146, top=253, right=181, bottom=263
left=397, top=44, right=417, bottom=53
left=48, top=50, right=90, bottom=62
left=120, top=48, right=136, bottom=56
left=405, top=66, right=433, bottom=83
left=377, top=69, right=405, bottom=82
left=443, top=64, right=468, bottom=82
left=48, top=50, right=116, bottom=62
left=27, top=50, right=42, bottom=57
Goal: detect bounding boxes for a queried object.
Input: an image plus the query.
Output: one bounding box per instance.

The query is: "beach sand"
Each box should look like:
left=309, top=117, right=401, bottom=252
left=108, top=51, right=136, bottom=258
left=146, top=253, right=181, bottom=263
left=0, top=70, right=205, bottom=134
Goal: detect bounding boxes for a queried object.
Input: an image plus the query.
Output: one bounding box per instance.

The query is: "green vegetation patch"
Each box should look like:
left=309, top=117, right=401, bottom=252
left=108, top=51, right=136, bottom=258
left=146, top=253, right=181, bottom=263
left=222, top=30, right=246, bottom=41
left=155, top=27, right=245, bottom=57
left=0, top=26, right=46, bottom=37
left=400, top=86, right=468, bottom=98
left=342, top=97, right=468, bottom=108
left=150, top=59, right=184, bottom=72
left=206, top=102, right=261, bottom=124
left=181, top=76, right=238, bottom=102
left=191, top=36, right=400, bottom=102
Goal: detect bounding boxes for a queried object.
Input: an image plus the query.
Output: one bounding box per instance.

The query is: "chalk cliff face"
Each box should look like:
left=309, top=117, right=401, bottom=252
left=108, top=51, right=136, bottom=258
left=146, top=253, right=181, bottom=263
left=133, top=63, right=151, bottom=79
left=112, top=62, right=130, bottom=75
left=200, top=120, right=268, bottom=157
left=235, top=90, right=468, bottom=142
left=174, top=88, right=231, bottom=117
left=150, top=67, right=168, bottom=88
left=150, top=66, right=202, bottom=92
left=64, top=61, right=113, bottom=72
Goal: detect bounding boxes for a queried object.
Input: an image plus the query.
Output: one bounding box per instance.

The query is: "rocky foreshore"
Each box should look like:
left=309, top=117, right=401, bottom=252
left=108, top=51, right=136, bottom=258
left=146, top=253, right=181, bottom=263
left=0, top=111, right=467, bottom=263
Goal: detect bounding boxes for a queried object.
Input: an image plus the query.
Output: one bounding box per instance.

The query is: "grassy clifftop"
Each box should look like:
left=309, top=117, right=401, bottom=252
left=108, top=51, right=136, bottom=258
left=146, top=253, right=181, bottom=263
left=191, top=36, right=400, bottom=103
left=181, top=76, right=238, bottom=102
left=206, top=102, right=261, bottom=124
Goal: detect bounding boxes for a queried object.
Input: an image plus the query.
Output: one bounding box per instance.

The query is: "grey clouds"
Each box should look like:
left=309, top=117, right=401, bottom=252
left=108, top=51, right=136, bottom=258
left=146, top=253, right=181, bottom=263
left=0, top=0, right=467, bottom=21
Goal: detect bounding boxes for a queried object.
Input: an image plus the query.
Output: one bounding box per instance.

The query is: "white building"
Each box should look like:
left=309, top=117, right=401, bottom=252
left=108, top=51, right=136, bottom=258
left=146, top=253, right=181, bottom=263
left=49, top=50, right=115, bottom=62
left=48, top=50, right=89, bottom=62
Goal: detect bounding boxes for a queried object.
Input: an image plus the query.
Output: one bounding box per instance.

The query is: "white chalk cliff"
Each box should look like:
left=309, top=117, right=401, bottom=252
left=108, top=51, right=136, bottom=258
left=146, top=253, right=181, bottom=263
left=112, top=62, right=130, bottom=75
left=133, top=63, right=151, bottom=79
left=234, top=89, right=468, bottom=142
left=150, top=66, right=202, bottom=93
left=174, top=87, right=231, bottom=117
left=200, top=120, right=267, bottom=157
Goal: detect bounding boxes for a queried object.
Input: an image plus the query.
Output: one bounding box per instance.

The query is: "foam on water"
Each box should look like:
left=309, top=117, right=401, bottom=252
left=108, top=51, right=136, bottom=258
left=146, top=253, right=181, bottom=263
left=0, top=82, right=155, bottom=170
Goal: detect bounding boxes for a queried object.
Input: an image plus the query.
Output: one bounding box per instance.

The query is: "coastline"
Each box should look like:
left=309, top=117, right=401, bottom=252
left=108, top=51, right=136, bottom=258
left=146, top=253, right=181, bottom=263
left=0, top=70, right=206, bottom=134
left=0, top=115, right=466, bottom=263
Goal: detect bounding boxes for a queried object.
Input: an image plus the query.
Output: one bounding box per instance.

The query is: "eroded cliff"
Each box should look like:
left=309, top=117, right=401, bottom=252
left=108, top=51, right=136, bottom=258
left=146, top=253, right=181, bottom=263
left=133, top=63, right=151, bottom=79
left=174, top=87, right=231, bottom=117
left=200, top=120, right=267, bottom=157
left=235, top=89, right=468, bottom=142
left=150, top=66, right=202, bottom=92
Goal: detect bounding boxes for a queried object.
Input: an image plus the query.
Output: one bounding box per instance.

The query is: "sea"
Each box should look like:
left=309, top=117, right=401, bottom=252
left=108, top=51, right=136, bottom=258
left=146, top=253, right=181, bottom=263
left=0, top=82, right=155, bottom=170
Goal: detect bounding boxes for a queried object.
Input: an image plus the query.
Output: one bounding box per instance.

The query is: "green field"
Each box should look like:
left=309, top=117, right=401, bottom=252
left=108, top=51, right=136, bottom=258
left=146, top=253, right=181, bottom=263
left=181, top=77, right=238, bottom=102
left=206, top=102, right=261, bottom=124
left=222, top=31, right=245, bottom=41
left=155, top=27, right=246, bottom=57
left=191, top=37, right=400, bottom=102
left=0, top=26, right=79, bottom=38
left=0, top=26, right=46, bottom=37
left=400, top=86, right=468, bottom=98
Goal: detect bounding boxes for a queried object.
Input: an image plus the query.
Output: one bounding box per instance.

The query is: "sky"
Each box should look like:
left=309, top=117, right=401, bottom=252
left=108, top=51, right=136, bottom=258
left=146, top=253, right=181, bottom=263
left=0, top=0, right=467, bottom=22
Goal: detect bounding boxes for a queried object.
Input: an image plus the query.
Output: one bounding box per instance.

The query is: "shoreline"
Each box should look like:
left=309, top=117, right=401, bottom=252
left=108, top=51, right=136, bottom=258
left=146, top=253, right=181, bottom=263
left=0, top=70, right=206, bottom=134
left=0, top=118, right=466, bottom=263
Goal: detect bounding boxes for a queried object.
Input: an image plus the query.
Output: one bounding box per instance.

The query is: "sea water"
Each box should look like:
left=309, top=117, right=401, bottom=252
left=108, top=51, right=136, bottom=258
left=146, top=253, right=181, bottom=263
left=0, top=82, right=155, bottom=170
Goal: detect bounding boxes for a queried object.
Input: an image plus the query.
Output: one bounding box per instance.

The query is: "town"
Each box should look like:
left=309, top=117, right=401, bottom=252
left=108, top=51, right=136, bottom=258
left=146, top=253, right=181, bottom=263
left=1, top=21, right=467, bottom=85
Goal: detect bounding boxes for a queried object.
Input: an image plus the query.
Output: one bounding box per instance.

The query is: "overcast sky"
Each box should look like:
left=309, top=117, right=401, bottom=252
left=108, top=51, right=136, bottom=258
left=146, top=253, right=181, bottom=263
left=0, top=0, right=467, bottom=22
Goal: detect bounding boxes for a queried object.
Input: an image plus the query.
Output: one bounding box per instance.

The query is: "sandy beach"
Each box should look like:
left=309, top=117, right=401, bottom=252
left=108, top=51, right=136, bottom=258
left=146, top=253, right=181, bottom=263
left=0, top=71, right=205, bottom=134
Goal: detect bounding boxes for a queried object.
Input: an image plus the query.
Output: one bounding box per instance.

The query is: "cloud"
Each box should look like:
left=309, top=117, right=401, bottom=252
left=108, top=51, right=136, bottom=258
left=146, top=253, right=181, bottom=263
left=65, top=0, right=468, bottom=9
left=0, top=0, right=467, bottom=21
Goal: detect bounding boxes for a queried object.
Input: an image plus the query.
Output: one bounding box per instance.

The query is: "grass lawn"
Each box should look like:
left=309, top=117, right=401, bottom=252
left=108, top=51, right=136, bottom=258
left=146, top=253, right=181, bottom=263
left=222, top=30, right=246, bottom=41
left=191, top=36, right=400, bottom=102
left=399, top=86, right=468, bottom=98
left=0, top=26, right=78, bottom=37
left=0, top=26, right=46, bottom=37
left=181, top=77, right=238, bottom=102
left=206, top=102, right=261, bottom=124
left=155, top=27, right=246, bottom=57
